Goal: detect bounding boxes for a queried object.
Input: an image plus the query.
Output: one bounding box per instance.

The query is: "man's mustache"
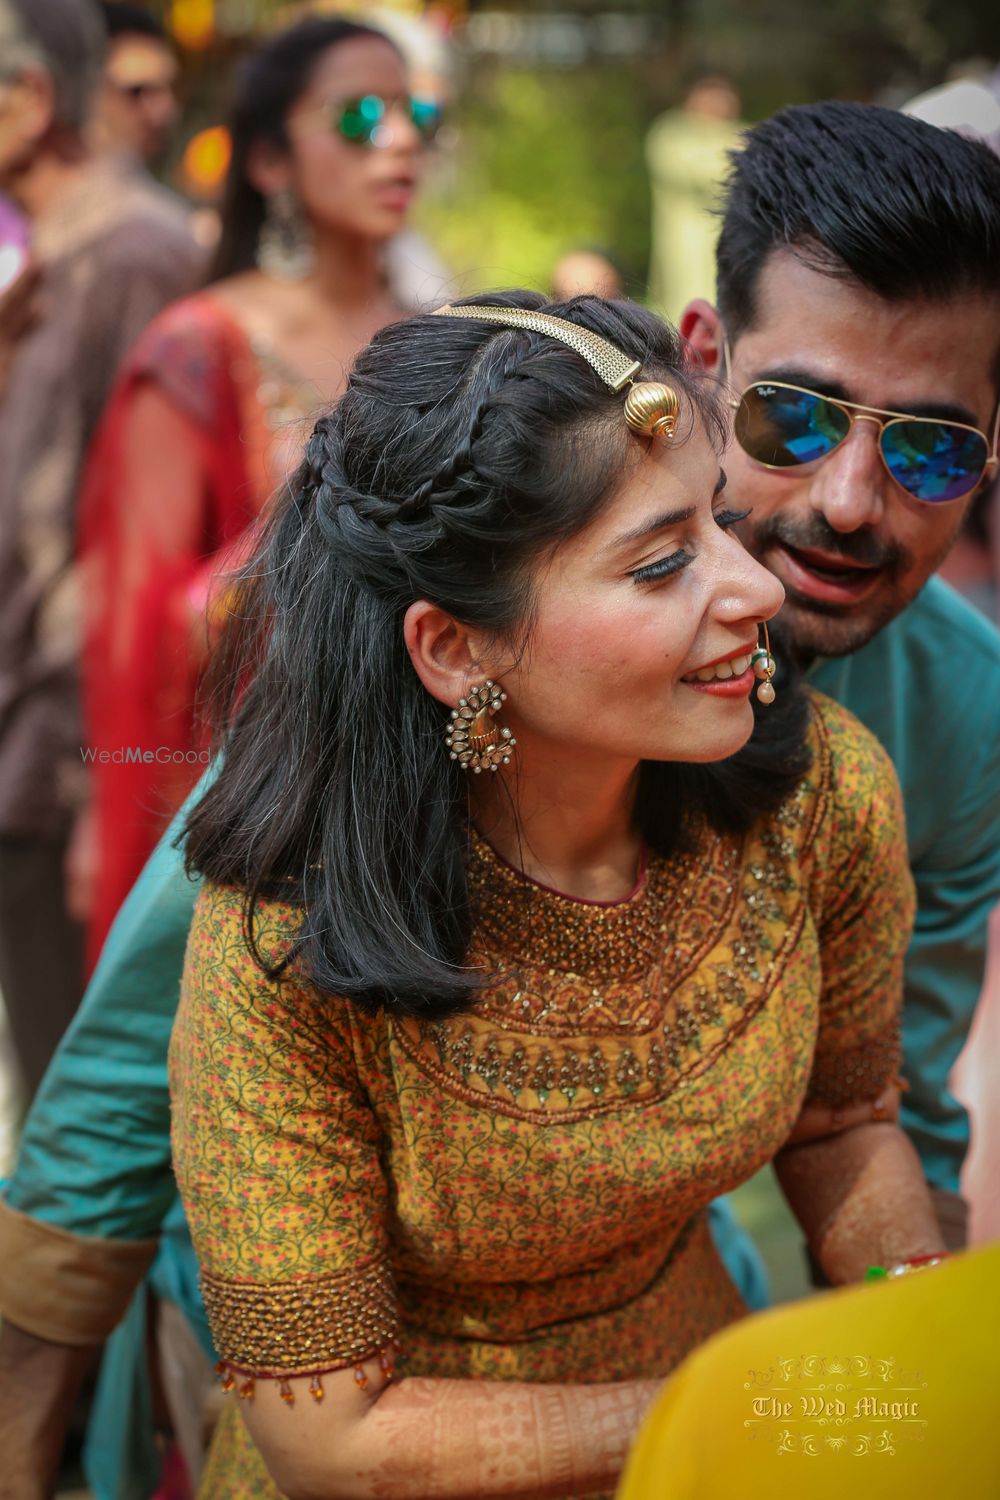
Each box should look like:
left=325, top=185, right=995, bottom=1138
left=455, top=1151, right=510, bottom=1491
left=748, top=514, right=907, bottom=573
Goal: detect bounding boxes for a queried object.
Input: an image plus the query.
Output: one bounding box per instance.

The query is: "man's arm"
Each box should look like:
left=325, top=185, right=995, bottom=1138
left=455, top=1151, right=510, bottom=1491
left=776, top=1120, right=946, bottom=1284
left=0, top=1325, right=96, bottom=1500
left=0, top=781, right=209, bottom=1488
left=811, top=596, right=1000, bottom=1223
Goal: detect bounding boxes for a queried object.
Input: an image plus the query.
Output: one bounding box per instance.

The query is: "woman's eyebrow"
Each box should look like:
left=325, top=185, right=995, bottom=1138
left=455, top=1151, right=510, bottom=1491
left=607, top=505, right=695, bottom=553
left=605, top=469, right=726, bottom=554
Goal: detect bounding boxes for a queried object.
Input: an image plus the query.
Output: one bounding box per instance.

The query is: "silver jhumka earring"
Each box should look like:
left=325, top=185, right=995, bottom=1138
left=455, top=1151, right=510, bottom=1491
left=256, top=188, right=314, bottom=281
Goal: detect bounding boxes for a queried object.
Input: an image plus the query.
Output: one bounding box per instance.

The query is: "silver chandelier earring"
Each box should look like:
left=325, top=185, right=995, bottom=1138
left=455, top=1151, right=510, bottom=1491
left=256, top=188, right=314, bottom=281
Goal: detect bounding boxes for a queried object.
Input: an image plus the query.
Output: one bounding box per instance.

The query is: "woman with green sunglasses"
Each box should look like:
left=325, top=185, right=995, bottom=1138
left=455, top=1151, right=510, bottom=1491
left=77, top=15, right=441, bottom=975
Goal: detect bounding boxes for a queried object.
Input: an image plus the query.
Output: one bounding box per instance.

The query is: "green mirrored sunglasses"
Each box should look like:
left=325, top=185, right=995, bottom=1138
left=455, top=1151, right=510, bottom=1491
left=331, top=94, right=443, bottom=147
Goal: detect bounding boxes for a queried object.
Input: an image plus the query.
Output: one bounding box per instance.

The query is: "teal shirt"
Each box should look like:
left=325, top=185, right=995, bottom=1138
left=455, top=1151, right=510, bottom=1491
left=810, top=577, right=1000, bottom=1193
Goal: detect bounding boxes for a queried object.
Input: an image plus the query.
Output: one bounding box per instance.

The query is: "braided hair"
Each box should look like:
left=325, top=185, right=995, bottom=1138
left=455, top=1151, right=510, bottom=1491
left=185, top=290, right=809, bottom=1016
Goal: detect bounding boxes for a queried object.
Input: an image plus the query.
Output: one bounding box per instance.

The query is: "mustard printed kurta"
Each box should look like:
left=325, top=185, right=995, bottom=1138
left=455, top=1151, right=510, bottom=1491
left=169, top=692, right=913, bottom=1497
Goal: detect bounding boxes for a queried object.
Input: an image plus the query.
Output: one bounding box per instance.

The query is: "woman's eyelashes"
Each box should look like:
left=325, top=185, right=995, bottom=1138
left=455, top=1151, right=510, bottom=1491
left=629, top=550, right=693, bottom=585
left=628, top=507, right=752, bottom=585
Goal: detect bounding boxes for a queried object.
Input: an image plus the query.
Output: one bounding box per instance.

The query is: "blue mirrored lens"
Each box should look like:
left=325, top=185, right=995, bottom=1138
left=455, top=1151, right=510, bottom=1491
left=881, top=420, right=987, bottom=503
left=738, top=386, right=850, bottom=467
left=410, top=98, right=443, bottom=141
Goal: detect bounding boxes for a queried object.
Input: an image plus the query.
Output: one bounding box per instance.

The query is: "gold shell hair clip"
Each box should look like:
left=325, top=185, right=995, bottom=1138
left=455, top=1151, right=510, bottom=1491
left=623, top=382, right=679, bottom=438
left=434, top=303, right=679, bottom=442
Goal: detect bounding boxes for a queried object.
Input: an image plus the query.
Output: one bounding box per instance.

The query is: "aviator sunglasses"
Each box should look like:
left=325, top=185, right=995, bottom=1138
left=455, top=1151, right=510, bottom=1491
left=329, top=93, right=443, bottom=146
left=727, top=371, right=1000, bottom=505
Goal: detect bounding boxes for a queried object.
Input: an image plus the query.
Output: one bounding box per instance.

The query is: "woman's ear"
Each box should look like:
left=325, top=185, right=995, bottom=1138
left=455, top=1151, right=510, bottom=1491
left=404, top=601, right=487, bottom=708
left=245, top=137, right=293, bottom=200
left=679, top=299, right=724, bottom=373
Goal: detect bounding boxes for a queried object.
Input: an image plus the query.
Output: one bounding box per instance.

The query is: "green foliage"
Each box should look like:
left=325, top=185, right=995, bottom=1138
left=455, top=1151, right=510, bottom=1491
left=416, top=65, right=651, bottom=297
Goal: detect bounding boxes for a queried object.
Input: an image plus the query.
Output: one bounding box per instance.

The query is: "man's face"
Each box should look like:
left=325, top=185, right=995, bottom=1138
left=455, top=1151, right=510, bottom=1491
left=712, top=251, right=1000, bottom=658
left=99, top=35, right=179, bottom=166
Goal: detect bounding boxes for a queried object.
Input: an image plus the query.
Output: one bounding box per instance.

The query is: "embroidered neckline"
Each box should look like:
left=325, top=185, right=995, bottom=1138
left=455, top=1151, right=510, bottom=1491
left=393, top=724, right=829, bottom=1119
left=467, top=829, right=683, bottom=983
left=471, top=827, right=650, bottom=909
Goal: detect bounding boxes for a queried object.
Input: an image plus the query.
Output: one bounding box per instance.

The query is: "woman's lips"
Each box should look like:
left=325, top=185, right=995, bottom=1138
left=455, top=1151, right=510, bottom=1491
left=772, top=541, right=883, bottom=606
left=682, top=664, right=755, bottom=698
left=372, top=180, right=415, bottom=211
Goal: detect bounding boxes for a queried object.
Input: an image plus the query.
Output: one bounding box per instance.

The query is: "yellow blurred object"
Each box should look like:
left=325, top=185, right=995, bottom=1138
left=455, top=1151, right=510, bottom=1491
left=170, top=0, right=215, bottom=51
left=181, top=126, right=231, bottom=196
left=618, top=1241, right=1000, bottom=1500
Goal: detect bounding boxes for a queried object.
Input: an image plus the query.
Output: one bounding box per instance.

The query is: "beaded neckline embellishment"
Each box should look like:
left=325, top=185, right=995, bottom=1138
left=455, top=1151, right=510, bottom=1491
left=392, top=752, right=828, bottom=1122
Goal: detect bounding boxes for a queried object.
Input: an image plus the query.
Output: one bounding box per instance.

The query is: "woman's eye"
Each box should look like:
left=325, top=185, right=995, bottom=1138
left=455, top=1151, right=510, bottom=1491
left=629, top=549, right=694, bottom=585
left=714, top=506, right=752, bottom=530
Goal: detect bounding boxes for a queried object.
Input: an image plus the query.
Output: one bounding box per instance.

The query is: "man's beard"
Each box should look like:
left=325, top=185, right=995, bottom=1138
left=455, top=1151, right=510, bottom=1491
left=743, top=512, right=924, bottom=661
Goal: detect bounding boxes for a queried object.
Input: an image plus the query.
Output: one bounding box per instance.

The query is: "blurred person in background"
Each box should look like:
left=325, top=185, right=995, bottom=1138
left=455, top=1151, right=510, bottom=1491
left=93, top=2, right=181, bottom=171
left=903, top=74, right=1000, bottom=623
left=366, top=3, right=455, bottom=310
left=0, top=0, right=199, bottom=1098
left=551, top=247, right=625, bottom=302
left=75, top=13, right=438, bottom=974
left=645, top=74, right=743, bottom=323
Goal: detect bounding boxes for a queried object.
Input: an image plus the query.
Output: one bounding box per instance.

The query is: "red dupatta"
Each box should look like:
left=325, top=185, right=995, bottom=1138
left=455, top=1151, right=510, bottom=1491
left=78, top=294, right=277, bottom=970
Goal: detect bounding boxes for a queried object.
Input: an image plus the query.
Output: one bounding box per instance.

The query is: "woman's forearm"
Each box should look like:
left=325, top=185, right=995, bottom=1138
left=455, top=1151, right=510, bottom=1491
left=360, top=1375, right=660, bottom=1500
left=245, top=1364, right=661, bottom=1500
left=775, top=1121, right=946, bottom=1284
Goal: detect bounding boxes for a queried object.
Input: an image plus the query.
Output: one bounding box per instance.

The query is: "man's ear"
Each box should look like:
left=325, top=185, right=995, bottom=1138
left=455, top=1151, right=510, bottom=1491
left=403, top=600, right=491, bottom=710
left=679, top=299, right=724, bottom=374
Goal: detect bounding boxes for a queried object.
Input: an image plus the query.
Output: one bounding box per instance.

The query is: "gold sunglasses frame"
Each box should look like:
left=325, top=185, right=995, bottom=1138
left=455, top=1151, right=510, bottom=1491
left=728, top=379, right=1000, bottom=504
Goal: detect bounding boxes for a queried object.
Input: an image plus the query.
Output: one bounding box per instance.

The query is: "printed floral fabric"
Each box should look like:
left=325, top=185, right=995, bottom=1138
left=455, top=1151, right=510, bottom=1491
left=169, top=690, right=914, bottom=1496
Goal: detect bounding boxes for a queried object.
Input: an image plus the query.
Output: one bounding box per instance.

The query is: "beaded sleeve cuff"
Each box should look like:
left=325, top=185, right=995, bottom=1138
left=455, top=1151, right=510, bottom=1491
left=202, top=1256, right=399, bottom=1385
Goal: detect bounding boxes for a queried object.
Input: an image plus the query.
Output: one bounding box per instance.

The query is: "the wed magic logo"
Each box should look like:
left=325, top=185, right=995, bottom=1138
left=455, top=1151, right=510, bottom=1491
left=742, top=1354, right=927, bottom=1457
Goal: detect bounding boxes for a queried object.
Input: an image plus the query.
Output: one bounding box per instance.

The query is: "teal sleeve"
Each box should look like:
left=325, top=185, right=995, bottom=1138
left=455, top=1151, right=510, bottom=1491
left=811, top=589, right=1000, bottom=1194
left=4, top=777, right=208, bottom=1238
left=899, top=752, right=1000, bottom=1193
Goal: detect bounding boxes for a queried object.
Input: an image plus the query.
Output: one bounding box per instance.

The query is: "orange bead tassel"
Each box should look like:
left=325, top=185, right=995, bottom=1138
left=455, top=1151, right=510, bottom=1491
left=310, top=1374, right=325, bottom=1402
left=278, top=1379, right=295, bottom=1406
left=353, top=1366, right=368, bottom=1391
left=238, top=1378, right=255, bottom=1401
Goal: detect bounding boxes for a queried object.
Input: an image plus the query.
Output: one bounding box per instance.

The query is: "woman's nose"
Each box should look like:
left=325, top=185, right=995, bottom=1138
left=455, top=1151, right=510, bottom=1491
left=716, top=540, right=785, bottom=624
left=374, top=103, right=423, bottom=152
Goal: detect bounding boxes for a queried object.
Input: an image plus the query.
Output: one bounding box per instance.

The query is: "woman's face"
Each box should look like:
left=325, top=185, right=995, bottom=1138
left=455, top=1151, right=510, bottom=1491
left=282, top=36, right=426, bottom=241
left=495, top=414, right=786, bottom=769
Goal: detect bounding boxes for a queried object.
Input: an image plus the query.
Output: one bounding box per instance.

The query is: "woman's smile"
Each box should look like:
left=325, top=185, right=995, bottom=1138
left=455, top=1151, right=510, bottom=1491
left=680, top=638, right=758, bottom=696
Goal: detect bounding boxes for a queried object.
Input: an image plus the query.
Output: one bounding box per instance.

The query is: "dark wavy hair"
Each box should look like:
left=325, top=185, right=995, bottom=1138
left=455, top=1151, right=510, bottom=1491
left=185, top=292, right=810, bottom=1017
left=717, top=101, right=1000, bottom=343
left=205, top=15, right=398, bottom=284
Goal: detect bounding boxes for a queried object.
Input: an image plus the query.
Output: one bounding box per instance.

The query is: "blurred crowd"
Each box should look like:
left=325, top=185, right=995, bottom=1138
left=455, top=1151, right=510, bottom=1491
left=0, top=2, right=998, bottom=1496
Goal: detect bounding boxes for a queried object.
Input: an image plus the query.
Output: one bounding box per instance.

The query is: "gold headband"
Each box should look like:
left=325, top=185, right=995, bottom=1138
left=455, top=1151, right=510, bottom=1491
left=433, top=303, right=679, bottom=439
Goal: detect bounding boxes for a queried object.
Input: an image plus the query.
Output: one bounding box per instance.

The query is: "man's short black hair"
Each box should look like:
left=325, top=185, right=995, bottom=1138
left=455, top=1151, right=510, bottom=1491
left=100, top=2, right=165, bottom=43
left=717, top=101, right=1000, bottom=337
